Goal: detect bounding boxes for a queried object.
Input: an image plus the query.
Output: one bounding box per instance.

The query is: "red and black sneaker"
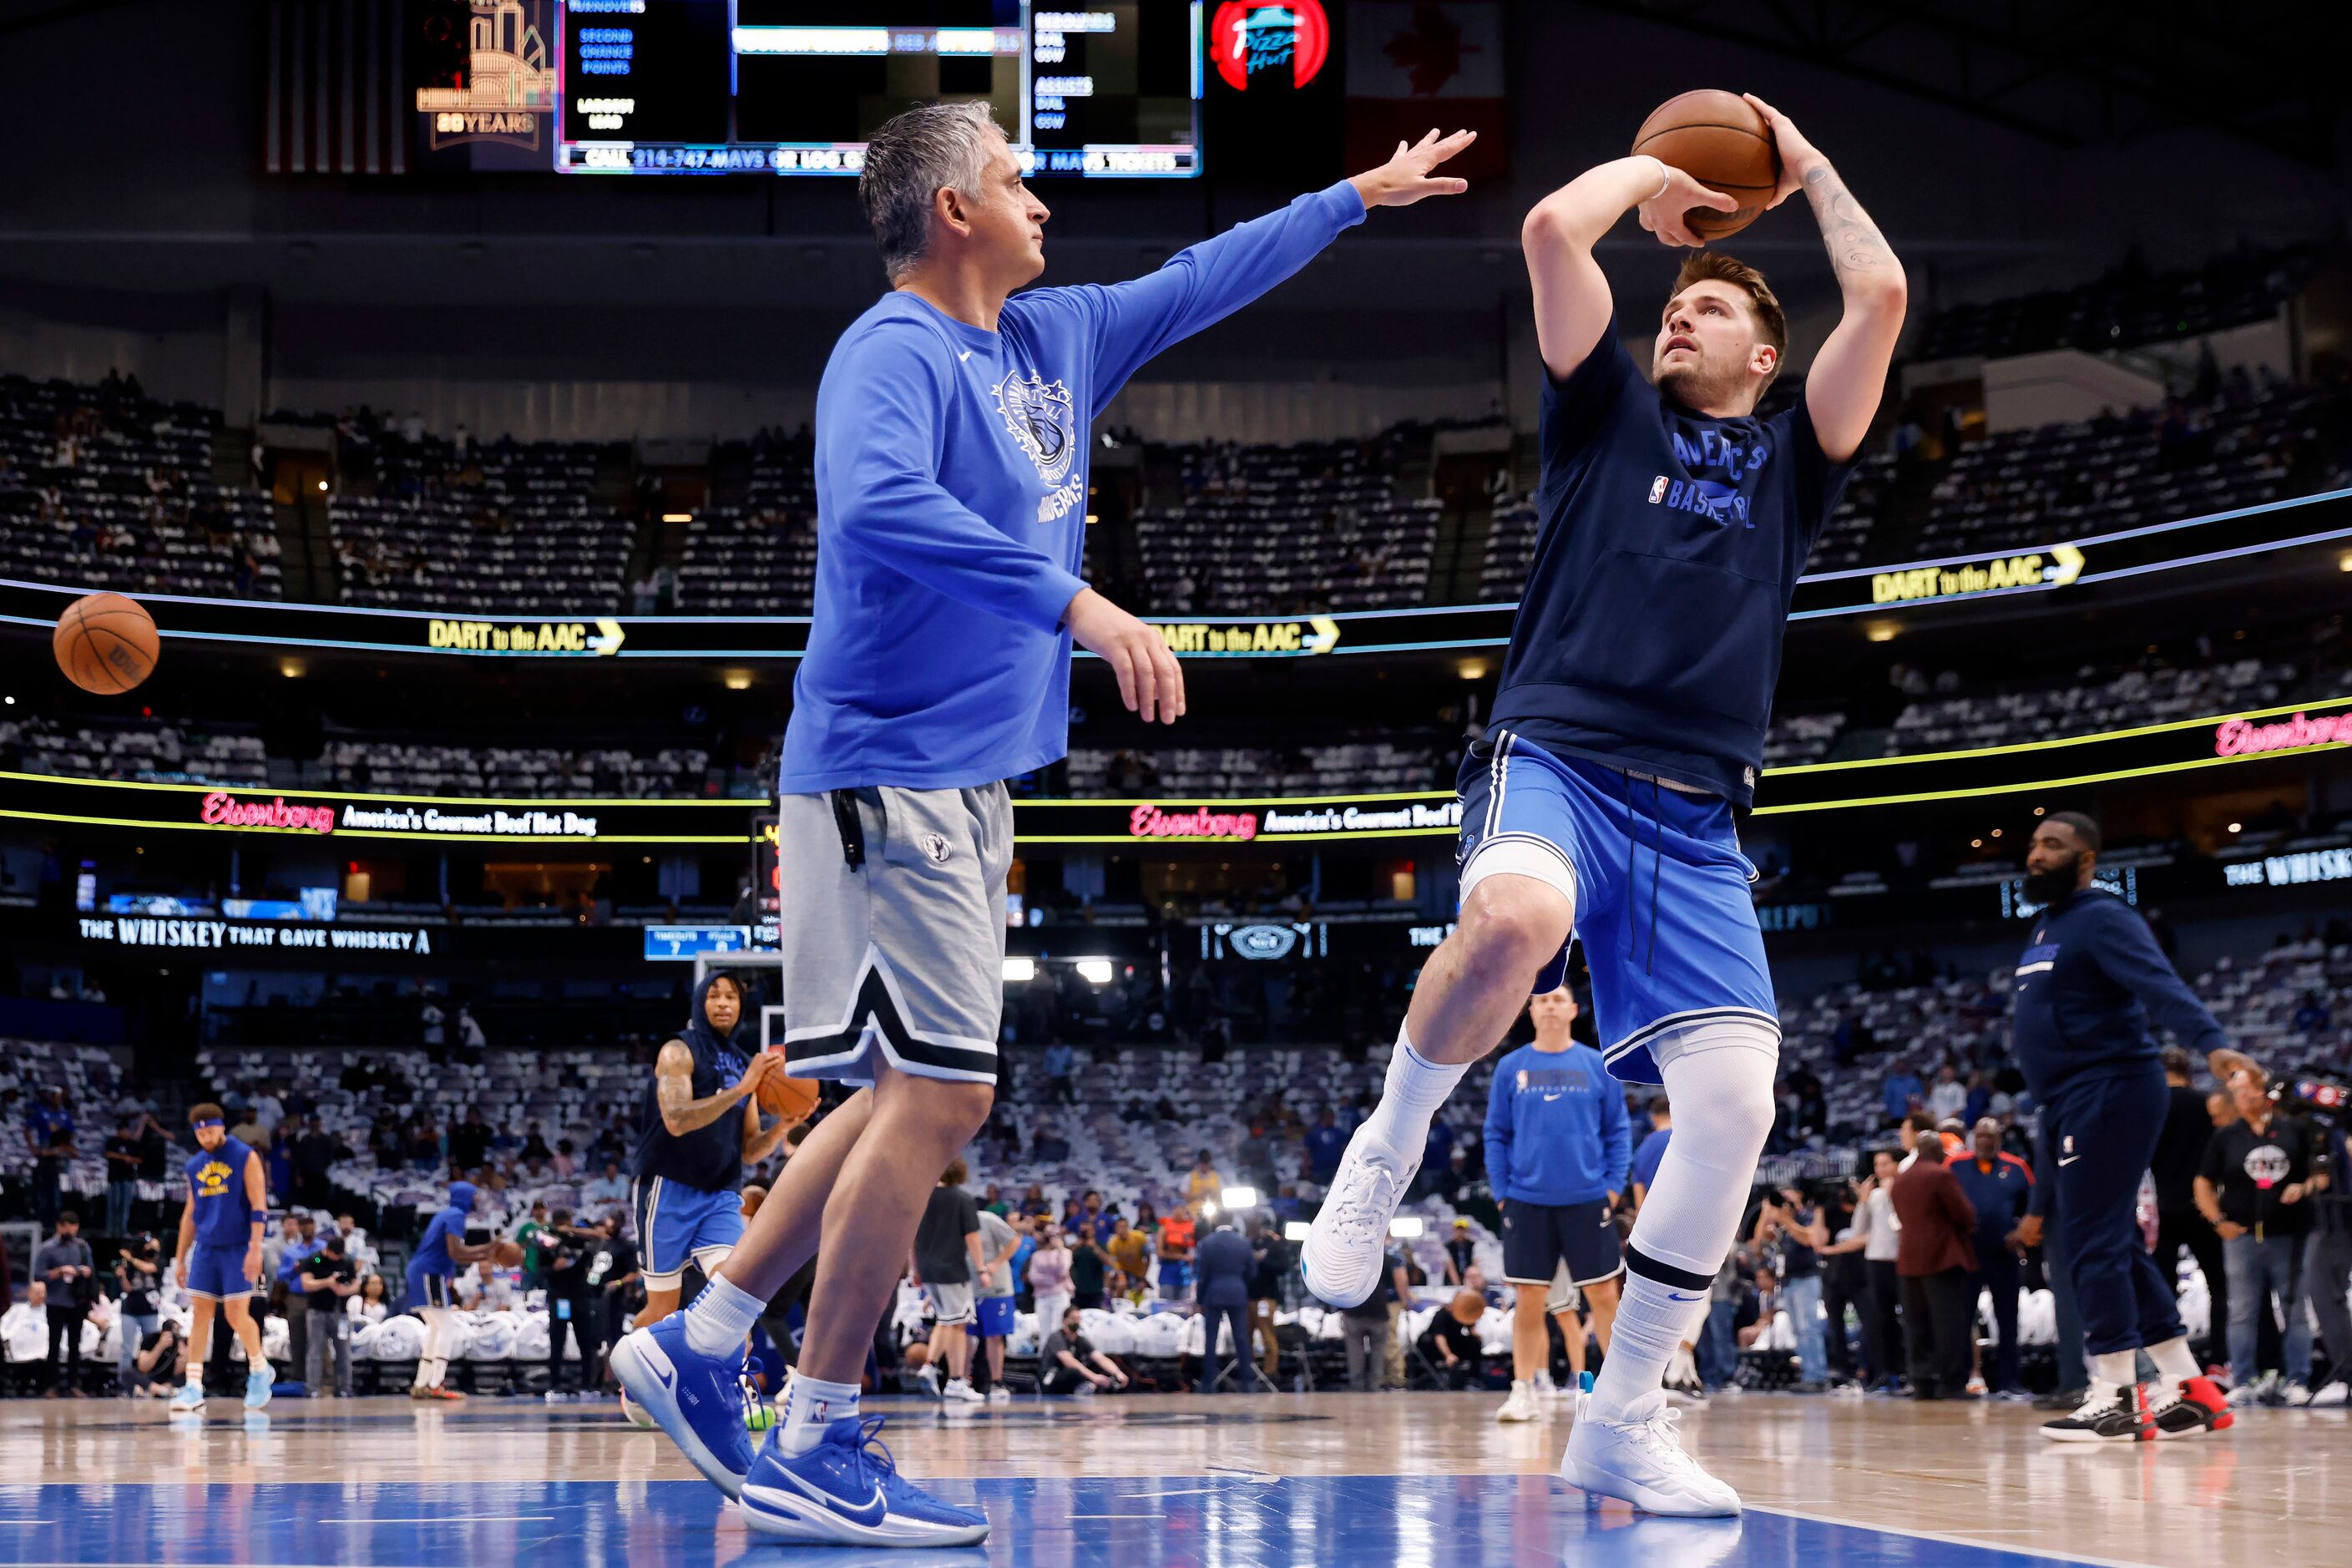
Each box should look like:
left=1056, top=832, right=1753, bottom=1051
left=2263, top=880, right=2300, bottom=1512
left=2150, top=1375, right=2234, bottom=1439
left=2041, top=1383, right=2154, bottom=1443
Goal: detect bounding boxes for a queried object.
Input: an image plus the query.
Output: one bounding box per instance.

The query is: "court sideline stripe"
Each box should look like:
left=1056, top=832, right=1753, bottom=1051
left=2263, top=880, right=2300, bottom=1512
left=1741, top=1500, right=2160, bottom=1568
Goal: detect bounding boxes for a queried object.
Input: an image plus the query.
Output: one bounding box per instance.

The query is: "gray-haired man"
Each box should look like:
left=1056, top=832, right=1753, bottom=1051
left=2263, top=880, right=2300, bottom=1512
left=610, top=100, right=1474, bottom=1547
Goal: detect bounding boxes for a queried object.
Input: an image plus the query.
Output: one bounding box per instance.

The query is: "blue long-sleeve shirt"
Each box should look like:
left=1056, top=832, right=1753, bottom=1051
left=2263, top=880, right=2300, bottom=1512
left=1484, top=1043, right=1631, bottom=1206
left=2011, top=888, right=2227, bottom=1102
left=778, top=180, right=1369, bottom=793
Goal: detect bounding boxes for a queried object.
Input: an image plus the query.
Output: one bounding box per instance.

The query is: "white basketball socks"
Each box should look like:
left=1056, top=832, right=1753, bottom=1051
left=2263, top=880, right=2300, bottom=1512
left=1586, top=1019, right=1778, bottom=1425
left=683, top=1274, right=767, bottom=1358
left=2147, top=1336, right=2200, bottom=1383
left=1357, top=1026, right=1469, bottom=1158
left=776, top=1368, right=861, bottom=1457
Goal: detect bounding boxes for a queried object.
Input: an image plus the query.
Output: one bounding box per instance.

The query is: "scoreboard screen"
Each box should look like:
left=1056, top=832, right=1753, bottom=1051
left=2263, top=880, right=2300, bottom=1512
left=550, top=1, right=1201, bottom=176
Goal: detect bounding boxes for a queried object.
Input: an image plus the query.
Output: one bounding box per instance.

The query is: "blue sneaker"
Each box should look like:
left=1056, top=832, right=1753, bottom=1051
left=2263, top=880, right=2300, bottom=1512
left=168, top=1382, right=205, bottom=1413
left=741, top=1415, right=989, bottom=1547
left=243, top=1363, right=275, bottom=1410
left=607, top=1316, right=754, bottom=1498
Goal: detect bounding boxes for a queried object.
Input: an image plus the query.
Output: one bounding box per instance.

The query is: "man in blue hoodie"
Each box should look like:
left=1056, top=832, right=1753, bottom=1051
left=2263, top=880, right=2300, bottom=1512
left=405, top=1179, right=492, bottom=1402
left=608, top=101, right=1476, bottom=1548
left=2013, top=812, right=2234, bottom=1444
left=1485, top=988, right=1630, bottom=1424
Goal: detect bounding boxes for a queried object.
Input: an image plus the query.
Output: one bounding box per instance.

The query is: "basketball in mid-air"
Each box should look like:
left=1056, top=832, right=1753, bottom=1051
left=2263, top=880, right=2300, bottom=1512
left=757, top=1056, right=821, bottom=1124
left=53, top=591, right=159, bottom=695
left=492, top=1238, right=525, bottom=1267
left=1631, top=89, right=1780, bottom=240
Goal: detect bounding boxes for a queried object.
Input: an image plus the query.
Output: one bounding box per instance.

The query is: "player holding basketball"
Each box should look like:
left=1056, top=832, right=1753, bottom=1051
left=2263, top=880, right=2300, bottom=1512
left=2010, top=812, right=2234, bottom=1440
left=169, top=1103, right=272, bottom=1411
left=628, top=972, right=793, bottom=1329
left=1304, top=95, right=1905, bottom=1516
left=405, top=1179, right=492, bottom=1401
left=608, top=102, right=1474, bottom=1547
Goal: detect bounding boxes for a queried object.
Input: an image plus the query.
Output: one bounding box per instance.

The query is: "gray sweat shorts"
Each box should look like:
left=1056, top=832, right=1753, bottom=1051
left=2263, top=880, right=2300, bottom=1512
left=768, top=784, right=1011, bottom=1086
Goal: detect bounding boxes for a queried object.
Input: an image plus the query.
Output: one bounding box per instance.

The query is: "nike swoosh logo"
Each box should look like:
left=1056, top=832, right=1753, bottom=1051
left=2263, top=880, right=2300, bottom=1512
left=2056, top=1156, right=2080, bottom=1166
left=775, top=1468, right=889, bottom=1528
left=1541, top=1094, right=1563, bottom=1102
left=1666, top=1291, right=1705, bottom=1302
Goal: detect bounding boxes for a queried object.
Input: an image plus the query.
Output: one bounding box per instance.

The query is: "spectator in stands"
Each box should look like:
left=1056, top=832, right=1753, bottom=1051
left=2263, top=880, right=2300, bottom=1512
left=1028, top=1222, right=1073, bottom=1334
left=1892, top=1130, right=1978, bottom=1400
left=1696, top=1252, right=1743, bottom=1391
left=1039, top=1305, right=1127, bottom=1395
left=584, top=1160, right=628, bottom=1208
left=456, top=1004, right=487, bottom=1056
left=1186, top=1149, right=1224, bottom=1217
left=260, top=1213, right=306, bottom=1287
left=2198, top=1062, right=2319, bottom=1404
left=1237, top=1120, right=1276, bottom=1193
left=292, top=1115, right=346, bottom=1211
left=35, top=1212, right=94, bottom=1397
left=299, top=1233, right=357, bottom=1397
left=1105, top=1216, right=1149, bottom=1290
left=1443, top=1217, right=1477, bottom=1286
left=1420, top=1291, right=1490, bottom=1389
left=111, top=1233, right=161, bottom=1393
left=1041, top=1041, right=1075, bottom=1105
left=104, top=1113, right=144, bottom=1236
left=450, top=1108, right=492, bottom=1173
left=1880, top=1061, right=1924, bottom=1127
left=1019, top=1183, right=1052, bottom=1221
left=1306, top=1109, right=1348, bottom=1186
left=1925, top=1065, right=1967, bottom=1124
left=25, top=1087, right=73, bottom=1231
left=1338, top=1245, right=1412, bottom=1392
left=1069, top=1201, right=1111, bottom=1313
left=1032, top=1118, right=1071, bottom=1163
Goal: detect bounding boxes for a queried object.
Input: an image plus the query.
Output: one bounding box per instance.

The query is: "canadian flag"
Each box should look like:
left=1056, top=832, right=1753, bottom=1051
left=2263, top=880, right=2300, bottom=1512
left=1345, top=3, right=1508, bottom=182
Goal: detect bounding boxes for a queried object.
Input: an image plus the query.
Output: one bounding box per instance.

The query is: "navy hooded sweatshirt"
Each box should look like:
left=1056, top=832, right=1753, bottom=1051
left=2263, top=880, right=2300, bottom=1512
left=632, top=970, right=757, bottom=1194
left=2011, top=887, right=2226, bottom=1102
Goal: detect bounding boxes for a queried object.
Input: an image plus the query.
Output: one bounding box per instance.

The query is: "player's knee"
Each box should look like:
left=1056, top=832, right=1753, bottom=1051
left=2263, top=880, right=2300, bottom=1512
left=1454, top=881, right=1569, bottom=984
left=923, top=1076, right=994, bottom=1140
left=1512, top=1282, right=1548, bottom=1316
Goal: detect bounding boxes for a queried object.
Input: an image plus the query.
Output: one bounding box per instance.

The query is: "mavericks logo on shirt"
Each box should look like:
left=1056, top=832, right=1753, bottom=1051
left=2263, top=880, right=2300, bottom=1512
left=993, top=370, right=1082, bottom=522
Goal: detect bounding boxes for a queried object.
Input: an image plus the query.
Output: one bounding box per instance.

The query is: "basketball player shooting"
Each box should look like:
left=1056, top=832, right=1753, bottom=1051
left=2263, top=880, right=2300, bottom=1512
left=608, top=104, right=1474, bottom=1548
left=1302, top=95, right=1906, bottom=1517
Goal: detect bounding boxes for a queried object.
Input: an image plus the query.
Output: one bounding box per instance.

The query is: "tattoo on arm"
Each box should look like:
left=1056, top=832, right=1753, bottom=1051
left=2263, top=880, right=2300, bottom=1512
left=655, top=1042, right=744, bottom=1136
left=1801, top=163, right=1894, bottom=285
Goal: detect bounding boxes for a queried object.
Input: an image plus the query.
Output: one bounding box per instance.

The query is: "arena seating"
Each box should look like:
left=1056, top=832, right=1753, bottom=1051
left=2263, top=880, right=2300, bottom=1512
left=1065, top=738, right=1450, bottom=797
left=331, top=436, right=629, bottom=612
left=316, top=738, right=709, bottom=797
left=676, top=435, right=820, bottom=615
left=0, top=373, right=281, bottom=599
left=1914, top=244, right=2315, bottom=362
left=1914, top=382, right=2340, bottom=559
left=1136, top=438, right=1439, bottom=615
left=1872, top=655, right=2296, bottom=755
left=0, top=1037, right=144, bottom=1211
left=0, top=714, right=268, bottom=786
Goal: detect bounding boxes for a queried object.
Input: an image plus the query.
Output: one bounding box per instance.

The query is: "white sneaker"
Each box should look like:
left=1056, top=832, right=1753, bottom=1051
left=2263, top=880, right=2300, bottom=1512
left=2307, top=1381, right=2349, bottom=1408
left=914, top=1363, right=942, bottom=1399
left=1299, top=1125, right=1419, bottom=1307
left=1561, top=1391, right=1741, bottom=1517
left=1497, top=1380, right=1541, bottom=1423
left=1531, top=1371, right=1559, bottom=1399
left=987, top=1386, right=1011, bottom=1404
left=2281, top=1381, right=2313, bottom=1408
left=942, top=1378, right=984, bottom=1404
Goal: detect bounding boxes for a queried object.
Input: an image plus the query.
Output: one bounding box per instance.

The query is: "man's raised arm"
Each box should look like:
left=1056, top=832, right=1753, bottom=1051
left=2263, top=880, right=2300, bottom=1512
left=1520, top=158, right=1736, bottom=382
left=1078, top=129, right=1478, bottom=411
left=1746, top=95, right=1907, bottom=463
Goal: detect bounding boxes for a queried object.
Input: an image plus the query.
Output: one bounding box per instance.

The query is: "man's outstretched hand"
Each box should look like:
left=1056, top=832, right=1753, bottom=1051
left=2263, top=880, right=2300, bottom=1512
left=1065, top=588, right=1185, bottom=726
left=1350, top=129, right=1477, bottom=210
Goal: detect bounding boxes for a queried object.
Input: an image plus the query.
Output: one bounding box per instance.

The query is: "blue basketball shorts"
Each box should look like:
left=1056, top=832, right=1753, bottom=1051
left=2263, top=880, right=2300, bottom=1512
left=185, top=1242, right=252, bottom=1302
left=632, top=1176, right=746, bottom=1290
left=1454, top=732, right=1780, bottom=1085
left=974, top=1295, right=1017, bottom=1338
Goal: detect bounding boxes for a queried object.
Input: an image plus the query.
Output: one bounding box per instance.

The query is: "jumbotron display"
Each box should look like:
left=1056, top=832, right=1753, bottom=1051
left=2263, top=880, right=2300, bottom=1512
left=553, top=1, right=1201, bottom=176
